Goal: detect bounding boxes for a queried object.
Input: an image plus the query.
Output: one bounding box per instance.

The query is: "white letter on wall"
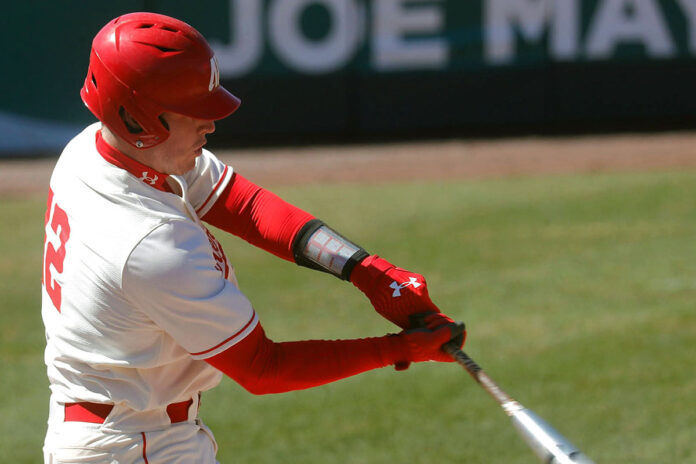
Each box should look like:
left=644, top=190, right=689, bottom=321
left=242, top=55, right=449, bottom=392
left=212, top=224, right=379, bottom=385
left=677, top=0, right=696, bottom=53
left=485, top=0, right=579, bottom=64
left=269, top=0, right=361, bottom=74
left=372, top=0, right=448, bottom=71
left=586, top=0, right=675, bottom=59
left=211, top=0, right=263, bottom=77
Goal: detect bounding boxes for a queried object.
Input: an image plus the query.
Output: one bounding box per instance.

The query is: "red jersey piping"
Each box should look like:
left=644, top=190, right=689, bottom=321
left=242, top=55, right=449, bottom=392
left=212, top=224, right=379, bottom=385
left=195, top=165, right=229, bottom=215
left=190, top=311, right=257, bottom=357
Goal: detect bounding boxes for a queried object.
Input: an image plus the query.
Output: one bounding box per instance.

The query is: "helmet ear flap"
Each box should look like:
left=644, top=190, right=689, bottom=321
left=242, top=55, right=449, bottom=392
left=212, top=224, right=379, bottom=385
left=115, top=96, right=170, bottom=149
left=158, top=115, right=170, bottom=131
left=118, top=107, right=169, bottom=139
left=118, top=107, right=144, bottom=134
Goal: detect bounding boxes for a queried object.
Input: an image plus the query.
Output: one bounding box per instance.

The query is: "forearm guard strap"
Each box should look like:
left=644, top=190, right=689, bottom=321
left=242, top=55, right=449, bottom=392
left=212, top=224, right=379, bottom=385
left=292, top=219, right=369, bottom=280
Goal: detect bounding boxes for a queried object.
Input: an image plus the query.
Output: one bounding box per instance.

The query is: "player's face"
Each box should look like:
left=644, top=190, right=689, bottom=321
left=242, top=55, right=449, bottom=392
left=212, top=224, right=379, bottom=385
left=151, top=113, right=216, bottom=175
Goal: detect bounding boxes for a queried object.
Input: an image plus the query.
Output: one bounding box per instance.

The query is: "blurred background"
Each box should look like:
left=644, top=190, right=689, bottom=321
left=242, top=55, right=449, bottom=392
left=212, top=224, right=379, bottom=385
left=5, top=0, right=696, bottom=155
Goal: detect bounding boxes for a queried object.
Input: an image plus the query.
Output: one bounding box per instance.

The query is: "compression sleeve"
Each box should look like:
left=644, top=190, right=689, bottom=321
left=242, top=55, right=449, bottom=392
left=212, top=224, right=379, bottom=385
left=205, top=323, right=405, bottom=395
left=201, top=172, right=314, bottom=262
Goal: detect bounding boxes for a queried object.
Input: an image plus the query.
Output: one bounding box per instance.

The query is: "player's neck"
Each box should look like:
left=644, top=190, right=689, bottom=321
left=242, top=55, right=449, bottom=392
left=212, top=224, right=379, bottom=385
left=100, top=125, right=160, bottom=172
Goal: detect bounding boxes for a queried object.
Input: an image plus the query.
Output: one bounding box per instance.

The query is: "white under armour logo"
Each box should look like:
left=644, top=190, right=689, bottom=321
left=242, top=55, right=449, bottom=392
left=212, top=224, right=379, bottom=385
left=390, top=277, right=422, bottom=297
left=139, top=172, right=158, bottom=185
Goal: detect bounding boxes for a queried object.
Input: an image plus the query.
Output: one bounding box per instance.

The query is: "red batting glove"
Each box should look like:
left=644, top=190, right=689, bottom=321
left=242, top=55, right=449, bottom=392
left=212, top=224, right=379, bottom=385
left=392, top=312, right=467, bottom=370
left=389, top=312, right=466, bottom=370
left=350, top=255, right=440, bottom=329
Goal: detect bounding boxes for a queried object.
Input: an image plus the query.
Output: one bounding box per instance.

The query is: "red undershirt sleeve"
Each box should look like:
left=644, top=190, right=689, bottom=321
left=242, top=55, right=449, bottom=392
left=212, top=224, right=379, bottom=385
left=205, top=323, right=405, bottom=395
left=201, top=172, right=314, bottom=262
left=201, top=172, right=409, bottom=392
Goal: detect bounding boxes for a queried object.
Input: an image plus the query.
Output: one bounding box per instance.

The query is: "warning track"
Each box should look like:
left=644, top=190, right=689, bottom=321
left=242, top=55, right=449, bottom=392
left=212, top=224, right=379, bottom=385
left=2, top=131, right=696, bottom=195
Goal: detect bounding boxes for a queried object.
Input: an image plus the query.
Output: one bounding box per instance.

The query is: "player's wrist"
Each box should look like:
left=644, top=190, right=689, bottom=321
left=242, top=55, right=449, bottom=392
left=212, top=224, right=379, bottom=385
left=376, top=333, right=410, bottom=367
left=348, top=255, right=395, bottom=290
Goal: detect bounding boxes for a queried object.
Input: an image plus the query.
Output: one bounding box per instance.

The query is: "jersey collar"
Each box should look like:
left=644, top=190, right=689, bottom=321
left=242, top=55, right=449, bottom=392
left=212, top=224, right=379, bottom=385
left=96, top=130, right=172, bottom=193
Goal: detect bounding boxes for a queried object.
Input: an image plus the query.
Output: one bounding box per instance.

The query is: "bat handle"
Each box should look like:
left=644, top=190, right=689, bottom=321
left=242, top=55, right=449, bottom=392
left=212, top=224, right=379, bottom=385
left=442, top=342, right=481, bottom=374
left=409, top=313, right=517, bottom=409
left=443, top=342, right=520, bottom=412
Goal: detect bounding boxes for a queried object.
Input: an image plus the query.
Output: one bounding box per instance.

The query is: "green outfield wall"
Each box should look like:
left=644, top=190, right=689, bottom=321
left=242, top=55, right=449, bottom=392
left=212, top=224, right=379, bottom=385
left=4, top=0, right=696, bottom=155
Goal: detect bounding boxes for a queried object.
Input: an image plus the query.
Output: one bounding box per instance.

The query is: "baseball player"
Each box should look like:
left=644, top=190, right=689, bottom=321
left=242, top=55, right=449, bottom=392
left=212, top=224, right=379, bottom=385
left=42, top=12, right=465, bottom=463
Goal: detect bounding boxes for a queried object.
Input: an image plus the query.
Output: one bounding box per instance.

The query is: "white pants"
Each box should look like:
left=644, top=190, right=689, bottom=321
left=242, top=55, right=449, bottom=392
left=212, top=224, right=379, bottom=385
left=43, top=419, right=219, bottom=463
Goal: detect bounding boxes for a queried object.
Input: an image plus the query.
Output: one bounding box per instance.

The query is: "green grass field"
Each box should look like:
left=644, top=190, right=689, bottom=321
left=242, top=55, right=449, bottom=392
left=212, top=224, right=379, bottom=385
left=2, top=169, right=694, bottom=463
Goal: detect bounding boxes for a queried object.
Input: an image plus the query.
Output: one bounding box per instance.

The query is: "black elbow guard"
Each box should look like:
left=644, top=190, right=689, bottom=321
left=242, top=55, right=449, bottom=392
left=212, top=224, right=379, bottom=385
left=292, top=219, right=369, bottom=280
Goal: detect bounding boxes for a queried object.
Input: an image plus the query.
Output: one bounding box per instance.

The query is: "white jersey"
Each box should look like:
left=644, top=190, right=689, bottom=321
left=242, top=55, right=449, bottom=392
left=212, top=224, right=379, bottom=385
left=42, top=123, right=258, bottom=423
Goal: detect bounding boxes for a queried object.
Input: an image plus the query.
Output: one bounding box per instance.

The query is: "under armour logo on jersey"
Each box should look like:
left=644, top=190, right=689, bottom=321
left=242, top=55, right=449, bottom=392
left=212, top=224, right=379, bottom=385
left=208, top=56, right=220, bottom=91
left=139, top=172, right=158, bottom=185
left=390, top=277, right=422, bottom=297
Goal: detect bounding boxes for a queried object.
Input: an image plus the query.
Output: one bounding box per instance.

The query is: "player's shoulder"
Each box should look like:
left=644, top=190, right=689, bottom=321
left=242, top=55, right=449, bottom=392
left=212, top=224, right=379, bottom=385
left=52, top=123, right=122, bottom=195
left=53, top=123, right=186, bottom=216
left=125, top=218, right=222, bottom=297
left=49, top=124, right=197, bottom=265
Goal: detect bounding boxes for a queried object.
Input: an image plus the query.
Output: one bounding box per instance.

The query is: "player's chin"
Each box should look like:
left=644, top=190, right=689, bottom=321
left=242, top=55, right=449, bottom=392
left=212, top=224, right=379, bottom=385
left=170, top=157, right=198, bottom=176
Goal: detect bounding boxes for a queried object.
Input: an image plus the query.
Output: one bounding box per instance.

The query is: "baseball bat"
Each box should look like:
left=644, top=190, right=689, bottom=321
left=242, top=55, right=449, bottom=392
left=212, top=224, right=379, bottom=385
left=442, top=339, right=596, bottom=464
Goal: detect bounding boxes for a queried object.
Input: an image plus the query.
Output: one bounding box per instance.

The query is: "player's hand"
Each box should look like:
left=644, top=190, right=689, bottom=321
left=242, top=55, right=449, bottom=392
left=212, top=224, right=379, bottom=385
left=350, top=255, right=440, bottom=329
left=392, top=312, right=466, bottom=370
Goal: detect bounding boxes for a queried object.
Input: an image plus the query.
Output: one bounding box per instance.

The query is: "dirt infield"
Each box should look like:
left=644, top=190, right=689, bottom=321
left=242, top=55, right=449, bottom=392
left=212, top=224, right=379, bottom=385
left=2, top=131, right=696, bottom=195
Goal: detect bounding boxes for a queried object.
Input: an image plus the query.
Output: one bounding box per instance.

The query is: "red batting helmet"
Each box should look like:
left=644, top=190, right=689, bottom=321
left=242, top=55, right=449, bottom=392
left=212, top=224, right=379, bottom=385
left=80, top=12, right=240, bottom=149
